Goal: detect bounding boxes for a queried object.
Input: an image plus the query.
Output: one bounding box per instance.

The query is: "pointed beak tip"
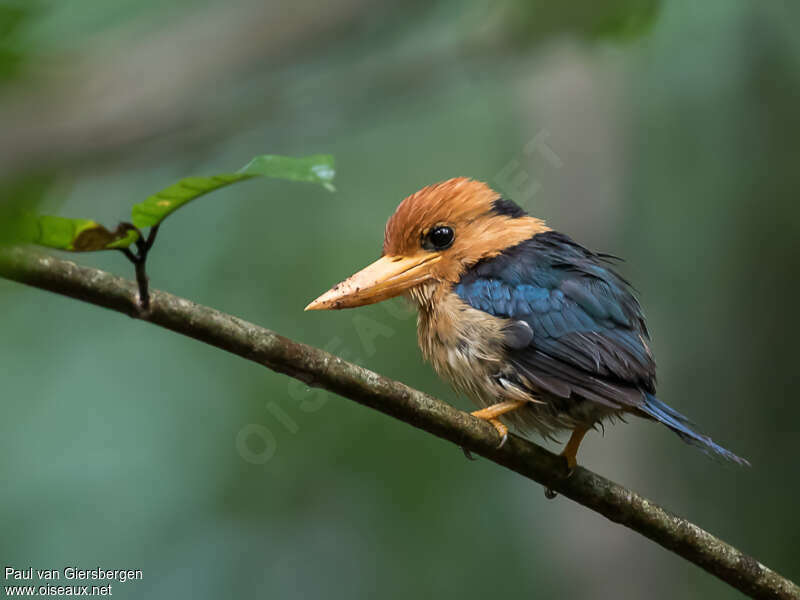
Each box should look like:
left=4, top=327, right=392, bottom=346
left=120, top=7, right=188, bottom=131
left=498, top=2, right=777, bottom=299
left=304, top=298, right=325, bottom=311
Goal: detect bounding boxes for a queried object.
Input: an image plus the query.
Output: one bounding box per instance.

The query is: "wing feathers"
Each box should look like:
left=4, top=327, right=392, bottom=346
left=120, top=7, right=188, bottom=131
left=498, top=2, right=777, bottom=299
left=454, top=231, right=655, bottom=408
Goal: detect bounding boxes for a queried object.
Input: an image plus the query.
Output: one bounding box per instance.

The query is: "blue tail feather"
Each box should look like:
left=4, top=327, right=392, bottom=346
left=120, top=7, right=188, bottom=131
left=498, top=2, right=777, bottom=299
left=641, top=394, right=749, bottom=466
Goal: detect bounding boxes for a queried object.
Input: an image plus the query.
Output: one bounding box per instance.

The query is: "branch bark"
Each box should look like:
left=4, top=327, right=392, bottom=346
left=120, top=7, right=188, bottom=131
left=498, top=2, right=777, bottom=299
left=0, top=246, right=797, bottom=600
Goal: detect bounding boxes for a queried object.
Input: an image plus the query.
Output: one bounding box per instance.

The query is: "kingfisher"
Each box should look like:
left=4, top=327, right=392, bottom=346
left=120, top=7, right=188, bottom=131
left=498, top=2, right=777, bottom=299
left=305, top=178, right=747, bottom=469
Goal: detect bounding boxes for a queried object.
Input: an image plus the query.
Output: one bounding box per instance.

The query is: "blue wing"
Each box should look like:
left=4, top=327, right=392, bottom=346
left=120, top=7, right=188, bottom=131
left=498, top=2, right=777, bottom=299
left=455, top=231, right=655, bottom=408
left=454, top=231, right=748, bottom=464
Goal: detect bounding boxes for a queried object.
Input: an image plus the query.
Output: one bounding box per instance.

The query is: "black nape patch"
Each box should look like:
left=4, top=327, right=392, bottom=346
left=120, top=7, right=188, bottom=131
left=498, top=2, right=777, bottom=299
left=491, top=198, right=527, bottom=219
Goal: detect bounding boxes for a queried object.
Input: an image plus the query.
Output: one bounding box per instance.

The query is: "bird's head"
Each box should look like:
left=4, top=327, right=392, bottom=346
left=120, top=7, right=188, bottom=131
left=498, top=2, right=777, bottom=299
left=305, top=177, right=548, bottom=311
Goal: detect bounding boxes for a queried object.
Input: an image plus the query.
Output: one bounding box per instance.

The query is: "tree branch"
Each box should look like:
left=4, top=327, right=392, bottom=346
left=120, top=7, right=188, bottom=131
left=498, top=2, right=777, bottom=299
left=0, top=246, right=797, bottom=600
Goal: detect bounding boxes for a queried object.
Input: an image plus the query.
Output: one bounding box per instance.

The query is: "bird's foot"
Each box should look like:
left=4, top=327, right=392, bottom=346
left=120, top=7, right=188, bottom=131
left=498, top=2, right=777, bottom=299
left=558, top=425, right=589, bottom=475
left=469, top=413, right=508, bottom=449
left=461, top=447, right=477, bottom=461
left=489, top=418, right=508, bottom=449
left=545, top=463, right=575, bottom=499
left=546, top=426, right=591, bottom=499
left=559, top=453, right=578, bottom=476
left=470, top=400, right=526, bottom=449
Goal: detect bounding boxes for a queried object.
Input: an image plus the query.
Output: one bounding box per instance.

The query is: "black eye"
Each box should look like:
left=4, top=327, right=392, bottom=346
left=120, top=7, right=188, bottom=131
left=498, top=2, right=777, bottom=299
left=422, top=225, right=455, bottom=251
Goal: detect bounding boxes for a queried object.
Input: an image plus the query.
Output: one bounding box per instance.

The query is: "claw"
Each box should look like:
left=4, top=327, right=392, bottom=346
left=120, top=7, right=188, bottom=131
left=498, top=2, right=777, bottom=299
left=469, top=401, right=525, bottom=449
left=462, top=447, right=477, bottom=461
left=487, top=418, right=509, bottom=449
left=545, top=463, right=577, bottom=499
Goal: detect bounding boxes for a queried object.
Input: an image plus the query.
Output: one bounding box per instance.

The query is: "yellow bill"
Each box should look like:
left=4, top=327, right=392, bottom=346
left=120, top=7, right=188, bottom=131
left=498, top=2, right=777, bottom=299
left=305, top=253, right=441, bottom=310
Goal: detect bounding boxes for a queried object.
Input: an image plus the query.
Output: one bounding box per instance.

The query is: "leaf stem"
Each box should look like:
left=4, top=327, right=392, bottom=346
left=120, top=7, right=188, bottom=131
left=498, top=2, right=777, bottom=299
left=144, top=224, right=160, bottom=252
left=119, top=224, right=160, bottom=310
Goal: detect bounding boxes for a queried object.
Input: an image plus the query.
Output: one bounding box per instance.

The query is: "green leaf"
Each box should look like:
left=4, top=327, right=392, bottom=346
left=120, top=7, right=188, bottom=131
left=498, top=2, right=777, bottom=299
left=130, top=154, right=335, bottom=229
left=238, top=154, right=336, bottom=191
left=23, top=215, right=140, bottom=251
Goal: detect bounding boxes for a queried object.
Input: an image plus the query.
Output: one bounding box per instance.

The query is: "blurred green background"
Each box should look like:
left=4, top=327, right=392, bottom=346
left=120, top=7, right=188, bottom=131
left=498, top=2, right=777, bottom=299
left=1, top=1, right=798, bottom=598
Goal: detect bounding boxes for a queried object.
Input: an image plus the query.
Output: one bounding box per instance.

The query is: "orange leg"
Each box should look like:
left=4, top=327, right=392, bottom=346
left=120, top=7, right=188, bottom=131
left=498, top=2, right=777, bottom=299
left=560, top=425, right=590, bottom=471
left=471, top=400, right=527, bottom=448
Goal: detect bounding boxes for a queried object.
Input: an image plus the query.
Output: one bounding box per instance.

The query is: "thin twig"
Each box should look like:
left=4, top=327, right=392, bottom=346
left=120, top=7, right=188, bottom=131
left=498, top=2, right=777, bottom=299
left=144, top=224, right=160, bottom=252
left=0, top=246, right=797, bottom=600
left=118, top=225, right=160, bottom=310
left=133, top=260, right=150, bottom=310
left=119, top=247, right=138, bottom=264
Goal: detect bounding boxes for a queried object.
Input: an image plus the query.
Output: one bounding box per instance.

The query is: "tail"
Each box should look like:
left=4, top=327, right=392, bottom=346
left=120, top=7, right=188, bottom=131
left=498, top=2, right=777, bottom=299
left=641, top=394, right=750, bottom=466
